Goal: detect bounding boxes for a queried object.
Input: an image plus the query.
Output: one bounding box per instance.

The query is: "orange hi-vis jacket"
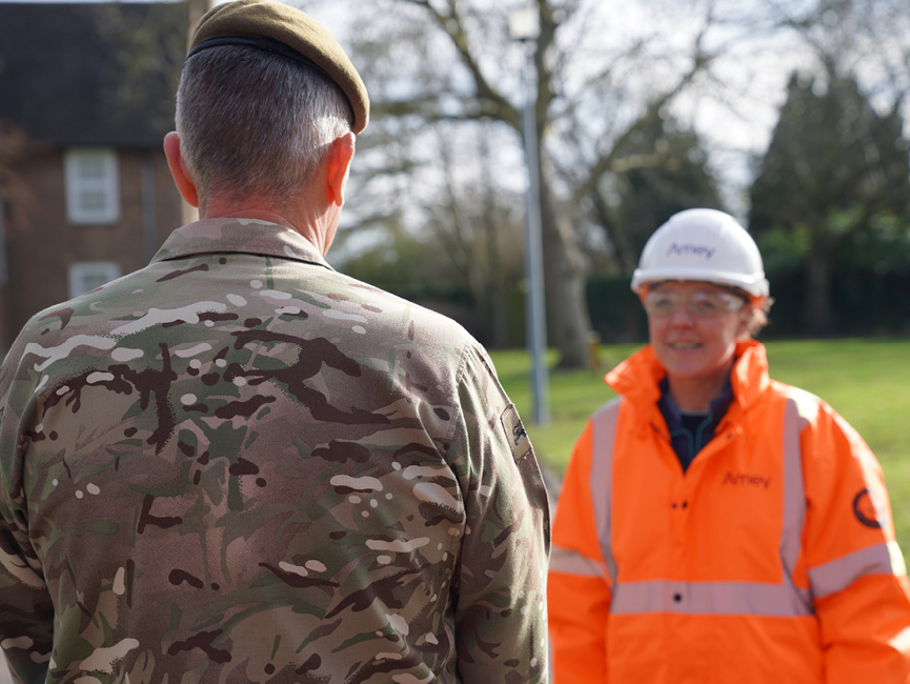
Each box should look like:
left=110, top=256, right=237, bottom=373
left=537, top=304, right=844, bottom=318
left=549, top=340, right=910, bottom=684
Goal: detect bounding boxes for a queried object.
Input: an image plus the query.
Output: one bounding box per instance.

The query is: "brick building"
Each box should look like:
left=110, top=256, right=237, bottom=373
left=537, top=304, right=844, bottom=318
left=0, top=2, right=195, bottom=350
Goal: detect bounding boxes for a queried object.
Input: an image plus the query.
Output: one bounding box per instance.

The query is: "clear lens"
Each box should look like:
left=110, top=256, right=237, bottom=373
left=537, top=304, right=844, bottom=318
left=645, top=290, right=745, bottom=317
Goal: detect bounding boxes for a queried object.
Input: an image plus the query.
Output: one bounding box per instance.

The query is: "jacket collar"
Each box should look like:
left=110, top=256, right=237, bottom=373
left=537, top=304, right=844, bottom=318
left=605, top=338, right=771, bottom=416
left=151, top=218, right=335, bottom=271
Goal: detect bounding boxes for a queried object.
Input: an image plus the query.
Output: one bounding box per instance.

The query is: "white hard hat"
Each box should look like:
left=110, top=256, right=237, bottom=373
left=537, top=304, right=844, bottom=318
left=630, top=208, right=769, bottom=299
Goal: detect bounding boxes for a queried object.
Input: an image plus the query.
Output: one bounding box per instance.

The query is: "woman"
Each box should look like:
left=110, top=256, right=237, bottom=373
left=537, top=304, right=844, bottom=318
left=548, top=209, right=910, bottom=683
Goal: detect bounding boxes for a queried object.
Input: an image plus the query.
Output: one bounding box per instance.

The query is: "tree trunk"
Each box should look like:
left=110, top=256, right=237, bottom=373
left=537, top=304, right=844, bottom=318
left=806, top=231, right=834, bottom=336
left=590, top=188, right=637, bottom=276
left=538, top=165, right=592, bottom=368
left=481, top=126, right=508, bottom=349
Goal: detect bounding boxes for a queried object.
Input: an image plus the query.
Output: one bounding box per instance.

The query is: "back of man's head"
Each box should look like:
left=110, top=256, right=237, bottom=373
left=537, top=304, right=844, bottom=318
left=175, top=0, right=369, bottom=208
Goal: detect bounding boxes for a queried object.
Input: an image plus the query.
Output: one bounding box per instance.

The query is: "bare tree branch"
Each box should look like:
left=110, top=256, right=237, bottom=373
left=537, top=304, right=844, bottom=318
left=397, top=0, right=521, bottom=130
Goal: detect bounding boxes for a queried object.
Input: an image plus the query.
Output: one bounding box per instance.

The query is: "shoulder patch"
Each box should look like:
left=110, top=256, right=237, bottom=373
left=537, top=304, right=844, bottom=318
left=853, top=488, right=883, bottom=529
left=500, top=404, right=532, bottom=463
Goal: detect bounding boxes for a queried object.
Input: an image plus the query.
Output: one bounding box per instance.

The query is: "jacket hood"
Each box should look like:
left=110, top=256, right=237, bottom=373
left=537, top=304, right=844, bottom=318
left=605, top=339, right=771, bottom=414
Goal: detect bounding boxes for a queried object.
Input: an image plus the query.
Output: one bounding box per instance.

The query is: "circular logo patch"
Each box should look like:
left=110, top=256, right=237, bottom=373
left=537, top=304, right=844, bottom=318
left=853, top=489, right=882, bottom=529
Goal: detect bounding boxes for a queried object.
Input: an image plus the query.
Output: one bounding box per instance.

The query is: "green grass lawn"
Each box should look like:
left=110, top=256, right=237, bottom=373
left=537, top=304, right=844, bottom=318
left=490, top=338, right=910, bottom=551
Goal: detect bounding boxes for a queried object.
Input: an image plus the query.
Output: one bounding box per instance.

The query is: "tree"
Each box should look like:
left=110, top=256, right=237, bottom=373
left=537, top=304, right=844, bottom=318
left=342, top=0, right=736, bottom=367
left=335, top=122, right=526, bottom=347
left=747, top=0, right=910, bottom=335
left=424, top=124, right=524, bottom=347
left=750, top=71, right=910, bottom=334
left=334, top=0, right=910, bottom=348
left=581, top=110, right=724, bottom=278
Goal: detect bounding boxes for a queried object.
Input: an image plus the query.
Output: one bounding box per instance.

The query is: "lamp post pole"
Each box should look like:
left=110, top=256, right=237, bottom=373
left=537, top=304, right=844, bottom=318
left=511, top=8, right=549, bottom=425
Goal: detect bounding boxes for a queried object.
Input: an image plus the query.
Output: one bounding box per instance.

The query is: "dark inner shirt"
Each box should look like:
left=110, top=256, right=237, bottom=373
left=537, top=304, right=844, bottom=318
left=657, top=373, right=735, bottom=473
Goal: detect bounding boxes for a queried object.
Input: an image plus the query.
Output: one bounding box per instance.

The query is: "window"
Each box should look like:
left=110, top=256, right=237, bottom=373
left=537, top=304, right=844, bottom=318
left=69, top=261, right=121, bottom=298
left=65, top=148, right=120, bottom=224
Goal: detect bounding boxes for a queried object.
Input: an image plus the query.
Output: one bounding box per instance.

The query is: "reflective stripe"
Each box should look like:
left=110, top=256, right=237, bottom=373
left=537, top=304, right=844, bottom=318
left=809, top=542, right=896, bottom=598
left=611, top=580, right=814, bottom=617
left=590, top=398, right=621, bottom=587
left=786, top=387, right=906, bottom=599
left=781, top=395, right=805, bottom=573
left=549, top=543, right=609, bottom=578
left=781, top=393, right=814, bottom=615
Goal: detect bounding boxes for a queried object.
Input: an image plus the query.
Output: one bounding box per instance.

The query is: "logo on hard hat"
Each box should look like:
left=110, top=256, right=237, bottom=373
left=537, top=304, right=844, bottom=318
left=666, top=243, right=716, bottom=259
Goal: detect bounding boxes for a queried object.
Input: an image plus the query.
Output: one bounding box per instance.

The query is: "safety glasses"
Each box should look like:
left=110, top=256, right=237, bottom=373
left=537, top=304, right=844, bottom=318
left=644, top=289, right=747, bottom=318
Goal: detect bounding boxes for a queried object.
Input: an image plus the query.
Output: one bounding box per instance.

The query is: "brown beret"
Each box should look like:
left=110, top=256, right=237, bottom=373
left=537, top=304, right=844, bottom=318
left=188, top=0, right=369, bottom=134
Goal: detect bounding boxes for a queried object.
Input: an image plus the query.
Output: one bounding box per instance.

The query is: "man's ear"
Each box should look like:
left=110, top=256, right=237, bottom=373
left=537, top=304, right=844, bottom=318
left=163, top=132, right=199, bottom=208
left=325, top=133, right=355, bottom=207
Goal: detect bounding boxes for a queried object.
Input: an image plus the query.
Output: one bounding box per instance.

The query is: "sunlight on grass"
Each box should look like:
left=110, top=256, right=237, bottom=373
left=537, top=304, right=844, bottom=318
left=490, top=338, right=910, bottom=551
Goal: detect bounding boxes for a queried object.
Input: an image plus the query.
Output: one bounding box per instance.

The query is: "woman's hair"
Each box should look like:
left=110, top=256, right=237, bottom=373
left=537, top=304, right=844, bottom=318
left=745, top=296, right=773, bottom=337
left=176, top=45, right=352, bottom=208
left=724, top=285, right=773, bottom=337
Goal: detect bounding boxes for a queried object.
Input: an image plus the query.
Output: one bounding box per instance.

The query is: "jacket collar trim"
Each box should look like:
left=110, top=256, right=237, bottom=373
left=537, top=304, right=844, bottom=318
left=151, top=218, right=334, bottom=271
left=605, top=339, right=770, bottom=415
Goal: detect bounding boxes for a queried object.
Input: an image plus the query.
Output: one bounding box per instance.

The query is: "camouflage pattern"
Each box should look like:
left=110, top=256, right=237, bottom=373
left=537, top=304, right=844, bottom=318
left=0, top=219, right=550, bottom=683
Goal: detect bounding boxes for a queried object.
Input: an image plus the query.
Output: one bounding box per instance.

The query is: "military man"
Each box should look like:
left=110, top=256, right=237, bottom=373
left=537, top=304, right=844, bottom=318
left=0, top=1, right=550, bottom=681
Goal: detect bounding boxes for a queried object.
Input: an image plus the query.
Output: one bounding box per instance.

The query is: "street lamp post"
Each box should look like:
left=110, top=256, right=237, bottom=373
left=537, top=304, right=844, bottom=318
left=510, top=7, right=549, bottom=426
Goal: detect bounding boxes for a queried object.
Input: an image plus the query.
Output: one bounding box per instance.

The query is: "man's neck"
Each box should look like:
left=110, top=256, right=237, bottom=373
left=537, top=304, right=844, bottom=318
left=202, top=206, right=291, bottom=225
left=199, top=200, right=336, bottom=256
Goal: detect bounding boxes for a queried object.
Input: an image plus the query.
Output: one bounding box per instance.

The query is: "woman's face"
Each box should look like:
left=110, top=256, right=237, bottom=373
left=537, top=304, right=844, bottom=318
left=646, top=281, right=752, bottom=387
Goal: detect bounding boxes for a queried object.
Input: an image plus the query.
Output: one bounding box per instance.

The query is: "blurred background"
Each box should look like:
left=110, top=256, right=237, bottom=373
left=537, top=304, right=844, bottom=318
left=1, top=0, right=909, bottom=362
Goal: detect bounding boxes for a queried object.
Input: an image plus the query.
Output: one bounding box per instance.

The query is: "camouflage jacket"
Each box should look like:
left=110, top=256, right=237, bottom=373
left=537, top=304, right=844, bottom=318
left=0, top=219, right=550, bottom=684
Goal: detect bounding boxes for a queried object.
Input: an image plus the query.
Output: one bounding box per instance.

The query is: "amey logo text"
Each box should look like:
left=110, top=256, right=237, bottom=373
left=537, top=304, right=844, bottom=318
left=667, top=243, right=716, bottom=259
left=722, top=472, right=772, bottom=489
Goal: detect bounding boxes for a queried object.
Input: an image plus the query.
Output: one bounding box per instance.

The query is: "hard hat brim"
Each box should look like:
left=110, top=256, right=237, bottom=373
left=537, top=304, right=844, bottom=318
left=631, top=267, right=769, bottom=300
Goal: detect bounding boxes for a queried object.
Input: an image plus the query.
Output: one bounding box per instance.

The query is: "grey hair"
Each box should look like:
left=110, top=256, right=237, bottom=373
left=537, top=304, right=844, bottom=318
left=175, top=45, right=353, bottom=207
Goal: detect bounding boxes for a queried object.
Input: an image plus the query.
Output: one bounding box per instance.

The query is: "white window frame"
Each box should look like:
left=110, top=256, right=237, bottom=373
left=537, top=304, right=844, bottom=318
left=68, top=261, right=121, bottom=298
left=65, top=148, right=121, bottom=224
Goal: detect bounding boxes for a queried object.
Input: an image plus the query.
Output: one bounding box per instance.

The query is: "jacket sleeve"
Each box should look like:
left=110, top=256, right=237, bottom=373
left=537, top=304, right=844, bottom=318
left=0, top=521, right=54, bottom=684
left=450, top=343, right=550, bottom=683
left=798, top=396, right=910, bottom=684
left=0, top=347, right=55, bottom=683
left=548, top=421, right=612, bottom=684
